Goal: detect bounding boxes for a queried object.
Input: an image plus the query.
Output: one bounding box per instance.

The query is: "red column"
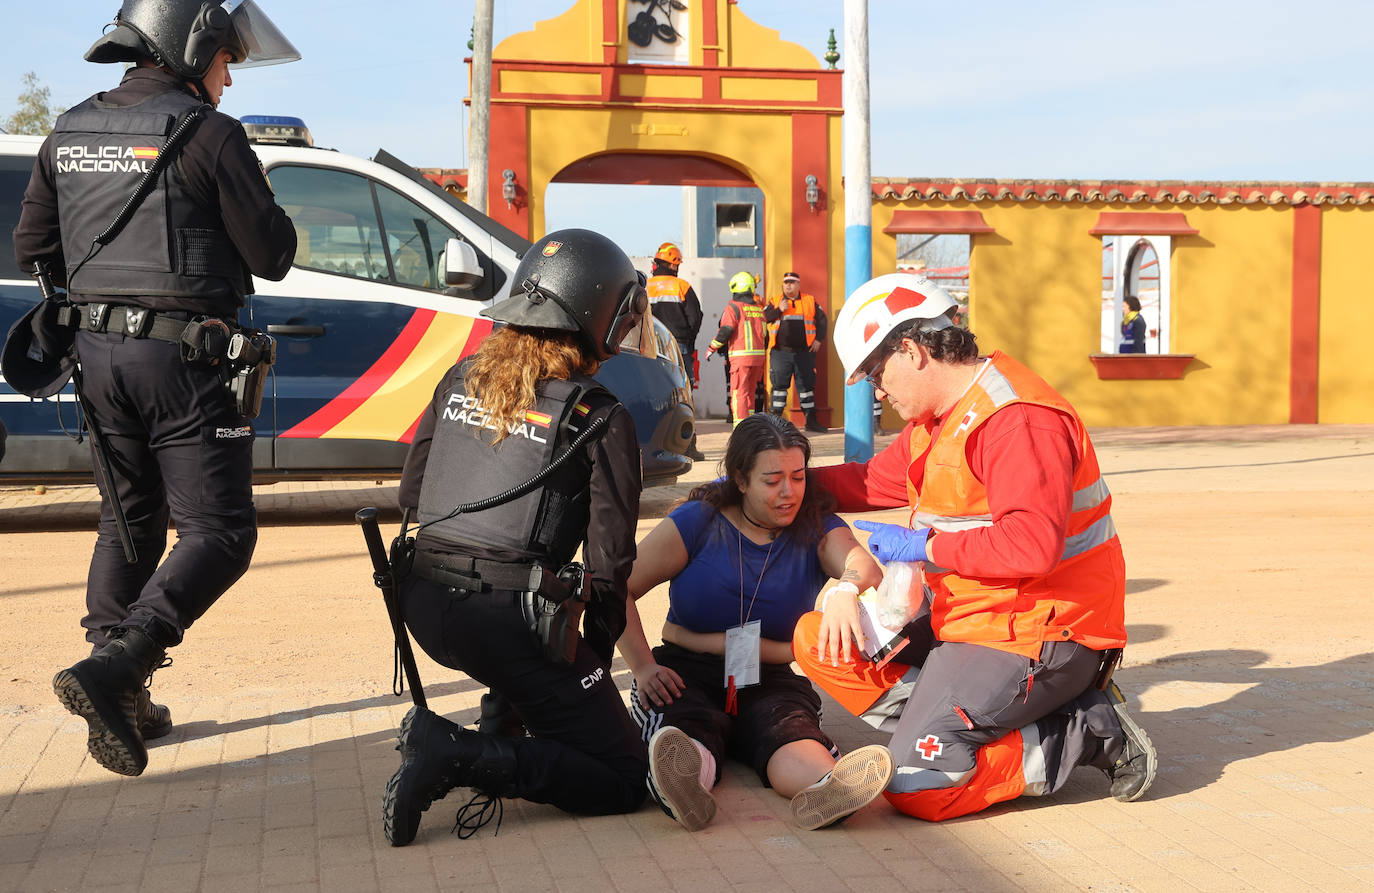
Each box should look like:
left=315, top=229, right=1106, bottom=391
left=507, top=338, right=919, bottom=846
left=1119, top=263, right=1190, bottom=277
left=791, top=111, right=831, bottom=425
left=1289, top=203, right=1322, bottom=424
left=488, top=103, right=530, bottom=239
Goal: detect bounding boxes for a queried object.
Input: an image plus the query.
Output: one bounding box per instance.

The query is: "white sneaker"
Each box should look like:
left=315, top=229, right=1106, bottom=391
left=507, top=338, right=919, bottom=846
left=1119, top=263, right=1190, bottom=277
left=646, top=726, right=716, bottom=831
left=790, top=744, right=894, bottom=830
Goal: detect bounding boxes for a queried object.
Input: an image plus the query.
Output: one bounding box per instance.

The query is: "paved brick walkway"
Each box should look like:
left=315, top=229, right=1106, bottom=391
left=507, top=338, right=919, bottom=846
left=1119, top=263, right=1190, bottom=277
left=2, top=422, right=1372, bottom=891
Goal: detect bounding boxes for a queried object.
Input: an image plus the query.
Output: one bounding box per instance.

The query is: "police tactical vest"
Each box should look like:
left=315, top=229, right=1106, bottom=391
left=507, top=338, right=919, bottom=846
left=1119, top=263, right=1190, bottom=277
left=416, top=368, right=613, bottom=566
left=51, top=90, right=250, bottom=302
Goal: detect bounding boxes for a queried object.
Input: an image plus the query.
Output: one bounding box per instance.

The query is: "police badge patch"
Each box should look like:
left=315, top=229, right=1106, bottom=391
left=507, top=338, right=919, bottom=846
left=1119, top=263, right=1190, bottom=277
left=542, top=241, right=563, bottom=257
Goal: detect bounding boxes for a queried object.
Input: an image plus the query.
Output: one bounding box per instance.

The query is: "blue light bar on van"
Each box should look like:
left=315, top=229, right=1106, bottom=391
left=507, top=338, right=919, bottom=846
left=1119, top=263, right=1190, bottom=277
left=240, top=115, right=313, bottom=147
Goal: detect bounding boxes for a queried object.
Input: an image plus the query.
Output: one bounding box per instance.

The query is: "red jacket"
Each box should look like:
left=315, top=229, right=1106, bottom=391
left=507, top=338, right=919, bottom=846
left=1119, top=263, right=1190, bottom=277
left=811, top=351, right=1126, bottom=659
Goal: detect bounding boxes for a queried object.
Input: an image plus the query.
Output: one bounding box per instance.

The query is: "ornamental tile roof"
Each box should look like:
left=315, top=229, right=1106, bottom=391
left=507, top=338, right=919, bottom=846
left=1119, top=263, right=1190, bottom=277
left=870, top=178, right=1374, bottom=207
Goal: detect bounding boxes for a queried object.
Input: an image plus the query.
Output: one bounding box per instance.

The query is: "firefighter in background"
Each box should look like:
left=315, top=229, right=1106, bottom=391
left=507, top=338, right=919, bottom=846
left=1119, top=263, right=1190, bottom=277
left=707, top=272, right=768, bottom=427
left=764, top=270, right=828, bottom=433
left=646, top=241, right=705, bottom=458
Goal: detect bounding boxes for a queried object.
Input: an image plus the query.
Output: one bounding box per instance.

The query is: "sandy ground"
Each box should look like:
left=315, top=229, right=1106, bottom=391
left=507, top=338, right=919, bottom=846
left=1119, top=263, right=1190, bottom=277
left=0, top=421, right=1372, bottom=891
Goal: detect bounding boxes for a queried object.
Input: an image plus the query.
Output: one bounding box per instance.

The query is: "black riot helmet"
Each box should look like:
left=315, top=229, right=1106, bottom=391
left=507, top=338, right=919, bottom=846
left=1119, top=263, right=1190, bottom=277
left=483, top=229, right=649, bottom=361
left=85, top=0, right=300, bottom=79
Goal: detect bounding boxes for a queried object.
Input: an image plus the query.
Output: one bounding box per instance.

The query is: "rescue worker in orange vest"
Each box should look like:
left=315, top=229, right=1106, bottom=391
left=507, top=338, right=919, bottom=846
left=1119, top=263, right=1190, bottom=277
left=706, top=272, right=768, bottom=427
left=791, top=272, right=1157, bottom=822
left=646, top=242, right=703, bottom=383
left=647, top=242, right=705, bottom=459
left=764, top=270, right=828, bottom=433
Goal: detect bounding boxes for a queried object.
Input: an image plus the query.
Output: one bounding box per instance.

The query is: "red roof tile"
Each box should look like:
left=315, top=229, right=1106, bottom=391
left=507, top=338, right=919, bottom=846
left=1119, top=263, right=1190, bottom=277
left=870, top=178, right=1374, bottom=207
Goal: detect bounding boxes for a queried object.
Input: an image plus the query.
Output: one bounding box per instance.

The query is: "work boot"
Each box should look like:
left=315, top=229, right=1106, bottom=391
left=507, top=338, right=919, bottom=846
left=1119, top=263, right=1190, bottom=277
left=791, top=744, right=894, bottom=830
left=477, top=691, right=524, bottom=738
left=52, top=626, right=166, bottom=777
left=383, top=706, right=519, bottom=846
left=646, top=726, right=716, bottom=831
left=136, top=688, right=173, bottom=740
left=804, top=410, right=827, bottom=433
left=1104, top=681, right=1157, bottom=802
left=685, top=436, right=706, bottom=462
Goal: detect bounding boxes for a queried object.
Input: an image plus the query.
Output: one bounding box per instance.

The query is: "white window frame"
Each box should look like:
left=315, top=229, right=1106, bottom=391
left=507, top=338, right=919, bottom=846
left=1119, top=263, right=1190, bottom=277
left=1101, top=234, right=1171, bottom=354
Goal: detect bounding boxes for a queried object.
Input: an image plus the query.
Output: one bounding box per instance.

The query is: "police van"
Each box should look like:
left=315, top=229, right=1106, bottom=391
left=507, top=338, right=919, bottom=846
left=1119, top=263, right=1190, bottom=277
left=0, top=118, right=695, bottom=485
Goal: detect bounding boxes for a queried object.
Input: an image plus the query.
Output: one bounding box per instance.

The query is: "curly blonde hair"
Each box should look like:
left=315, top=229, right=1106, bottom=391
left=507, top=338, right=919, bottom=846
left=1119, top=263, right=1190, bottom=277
left=463, top=327, right=599, bottom=443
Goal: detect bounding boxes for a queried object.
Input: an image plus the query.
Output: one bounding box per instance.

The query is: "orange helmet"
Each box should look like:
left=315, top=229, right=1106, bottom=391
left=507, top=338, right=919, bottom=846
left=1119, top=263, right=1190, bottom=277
left=654, top=242, right=683, bottom=266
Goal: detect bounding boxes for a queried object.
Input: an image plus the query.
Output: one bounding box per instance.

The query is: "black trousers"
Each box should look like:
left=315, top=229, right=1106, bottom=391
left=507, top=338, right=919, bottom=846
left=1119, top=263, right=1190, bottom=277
left=75, top=330, right=256, bottom=649
left=403, top=578, right=648, bottom=815
left=768, top=349, right=817, bottom=415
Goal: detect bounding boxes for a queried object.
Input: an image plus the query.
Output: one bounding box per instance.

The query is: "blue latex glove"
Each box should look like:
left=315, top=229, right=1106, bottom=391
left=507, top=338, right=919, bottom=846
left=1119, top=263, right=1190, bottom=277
left=853, top=520, right=931, bottom=564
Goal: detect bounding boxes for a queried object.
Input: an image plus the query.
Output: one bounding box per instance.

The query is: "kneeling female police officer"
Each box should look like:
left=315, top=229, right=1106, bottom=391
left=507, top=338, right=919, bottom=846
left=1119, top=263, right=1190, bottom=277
left=383, top=229, right=650, bottom=845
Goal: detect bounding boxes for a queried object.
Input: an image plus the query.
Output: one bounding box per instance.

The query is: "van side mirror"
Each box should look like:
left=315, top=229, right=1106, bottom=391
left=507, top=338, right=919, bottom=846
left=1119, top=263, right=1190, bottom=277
left=442, top=238, right=483, bottom=291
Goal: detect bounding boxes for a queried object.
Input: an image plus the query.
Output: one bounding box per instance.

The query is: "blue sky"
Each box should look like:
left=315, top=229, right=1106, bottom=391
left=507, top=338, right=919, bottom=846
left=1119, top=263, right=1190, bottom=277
left=6, top=0, right=1371, bottom=249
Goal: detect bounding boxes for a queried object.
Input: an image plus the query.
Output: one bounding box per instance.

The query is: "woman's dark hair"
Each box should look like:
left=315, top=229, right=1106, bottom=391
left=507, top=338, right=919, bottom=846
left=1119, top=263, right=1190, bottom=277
left=684, top=413, right=836, bottom=543
left=1123, top=295, right=1142, bottom=312
left=882, top=317, right=980, bottom=364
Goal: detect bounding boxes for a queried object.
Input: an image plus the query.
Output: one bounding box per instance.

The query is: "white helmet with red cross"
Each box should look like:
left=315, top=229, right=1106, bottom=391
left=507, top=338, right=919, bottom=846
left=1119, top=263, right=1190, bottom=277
left=835, top=273, right=958, bottom=385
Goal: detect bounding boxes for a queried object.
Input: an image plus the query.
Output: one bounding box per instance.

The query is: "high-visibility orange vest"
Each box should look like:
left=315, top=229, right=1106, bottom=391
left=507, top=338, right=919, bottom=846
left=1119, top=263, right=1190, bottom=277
left=767, top=293, right=818, bottom=348
left=647, top=274, right=690, bottom=306
left=905, top=351, right=1126, bottom=660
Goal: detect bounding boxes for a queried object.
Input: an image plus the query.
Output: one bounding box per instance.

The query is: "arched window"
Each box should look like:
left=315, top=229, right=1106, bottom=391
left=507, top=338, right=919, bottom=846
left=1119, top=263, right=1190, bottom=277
left=1100, top=234, right=1172, bottom=354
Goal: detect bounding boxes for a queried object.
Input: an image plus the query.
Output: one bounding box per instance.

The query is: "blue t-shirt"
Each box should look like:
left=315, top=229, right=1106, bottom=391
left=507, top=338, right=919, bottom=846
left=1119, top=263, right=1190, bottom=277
left=664, top=500, right=847, bottom=642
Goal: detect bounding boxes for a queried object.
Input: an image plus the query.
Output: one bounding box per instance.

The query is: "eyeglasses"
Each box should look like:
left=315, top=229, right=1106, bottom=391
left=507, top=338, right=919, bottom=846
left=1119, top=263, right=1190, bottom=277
left=855, top=348, right=894, bottom=389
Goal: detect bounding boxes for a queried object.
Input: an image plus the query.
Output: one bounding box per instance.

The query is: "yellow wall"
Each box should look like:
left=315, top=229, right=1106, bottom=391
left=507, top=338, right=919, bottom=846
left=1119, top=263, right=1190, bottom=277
left=868, top=200, right=1307, bottom=426
left=1317, top=205, right=1374, bottom=422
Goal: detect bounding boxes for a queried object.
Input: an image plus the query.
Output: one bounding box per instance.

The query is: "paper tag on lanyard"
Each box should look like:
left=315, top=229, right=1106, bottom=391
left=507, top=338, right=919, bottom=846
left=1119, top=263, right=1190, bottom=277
left=724, top=619, right=761, bottom=690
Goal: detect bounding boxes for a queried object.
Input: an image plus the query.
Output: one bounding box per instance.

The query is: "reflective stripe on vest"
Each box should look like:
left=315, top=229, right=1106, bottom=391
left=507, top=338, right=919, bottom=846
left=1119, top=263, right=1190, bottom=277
left=767, top=293, right=818, bottom=348
left=647, top=275, right=689, bottom=304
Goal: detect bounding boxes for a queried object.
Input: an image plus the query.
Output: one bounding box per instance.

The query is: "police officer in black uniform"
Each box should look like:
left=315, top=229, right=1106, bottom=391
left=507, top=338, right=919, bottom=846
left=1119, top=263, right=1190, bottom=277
left=384, top=229, right=650, bottom=846
left=12, top=0, right=299, bottom=777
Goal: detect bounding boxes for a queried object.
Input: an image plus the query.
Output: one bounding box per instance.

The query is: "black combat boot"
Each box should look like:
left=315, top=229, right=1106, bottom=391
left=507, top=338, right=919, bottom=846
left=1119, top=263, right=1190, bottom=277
left=136, top=688, right=173, bottom=740
left=477, top=691, right=525, bottom=738
left=53, top=626, right=166, bottom=776
left=804, top=410, right=827, bottom=433
left=383, top=706, right=519, bottom=846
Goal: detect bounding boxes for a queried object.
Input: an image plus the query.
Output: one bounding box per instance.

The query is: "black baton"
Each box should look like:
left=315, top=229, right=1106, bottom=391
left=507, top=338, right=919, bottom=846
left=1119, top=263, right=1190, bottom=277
left=356, top=507, right=427, bottom=708
left=35, top=262, right=136, bottom=565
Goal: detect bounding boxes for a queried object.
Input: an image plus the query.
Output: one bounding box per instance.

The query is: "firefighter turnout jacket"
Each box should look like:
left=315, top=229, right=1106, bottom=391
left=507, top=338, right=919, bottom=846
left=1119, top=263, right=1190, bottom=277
left=709, top=296, right=768, bottom=359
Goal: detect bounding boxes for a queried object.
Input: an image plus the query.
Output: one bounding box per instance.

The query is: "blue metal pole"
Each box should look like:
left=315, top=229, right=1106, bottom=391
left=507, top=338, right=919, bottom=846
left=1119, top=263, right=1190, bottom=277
left=842, top=0, right=873, bottom=463
left=844, top=226, right=873, bottom=462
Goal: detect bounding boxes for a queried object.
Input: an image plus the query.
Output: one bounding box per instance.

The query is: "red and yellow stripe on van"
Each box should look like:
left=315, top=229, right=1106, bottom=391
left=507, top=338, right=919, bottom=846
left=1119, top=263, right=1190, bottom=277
left=281, top=309, right=493, bottom=443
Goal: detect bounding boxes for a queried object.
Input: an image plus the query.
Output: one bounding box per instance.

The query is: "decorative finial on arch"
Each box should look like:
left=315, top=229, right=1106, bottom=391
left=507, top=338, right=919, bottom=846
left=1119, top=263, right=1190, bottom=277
left=824, top=28, right=839, bottom=68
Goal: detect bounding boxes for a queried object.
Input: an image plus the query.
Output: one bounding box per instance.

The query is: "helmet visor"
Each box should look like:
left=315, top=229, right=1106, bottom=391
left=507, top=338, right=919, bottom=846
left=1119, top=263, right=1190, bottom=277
left=603, top=272, right=649, bottom=356
left=224, top=0, right=300, bottom=68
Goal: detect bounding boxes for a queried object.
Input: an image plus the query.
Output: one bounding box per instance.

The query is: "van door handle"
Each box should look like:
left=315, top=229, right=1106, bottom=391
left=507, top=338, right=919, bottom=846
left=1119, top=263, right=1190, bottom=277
left=267, top=324, right=326, bottom=337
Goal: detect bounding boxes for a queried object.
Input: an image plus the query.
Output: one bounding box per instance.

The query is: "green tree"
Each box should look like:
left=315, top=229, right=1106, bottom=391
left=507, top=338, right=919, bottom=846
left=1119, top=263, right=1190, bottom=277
left=4, top=72, right=65, bottom=135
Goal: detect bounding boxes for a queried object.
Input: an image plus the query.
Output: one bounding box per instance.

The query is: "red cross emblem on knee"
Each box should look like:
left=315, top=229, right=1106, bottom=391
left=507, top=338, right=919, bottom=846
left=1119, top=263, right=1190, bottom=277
left=915, top=734, right=943, bottom=760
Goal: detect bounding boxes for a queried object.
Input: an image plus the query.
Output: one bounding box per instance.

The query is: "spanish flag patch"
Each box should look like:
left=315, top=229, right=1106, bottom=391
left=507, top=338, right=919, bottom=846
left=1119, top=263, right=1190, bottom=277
left=524, top=409, right=552, bottom=426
